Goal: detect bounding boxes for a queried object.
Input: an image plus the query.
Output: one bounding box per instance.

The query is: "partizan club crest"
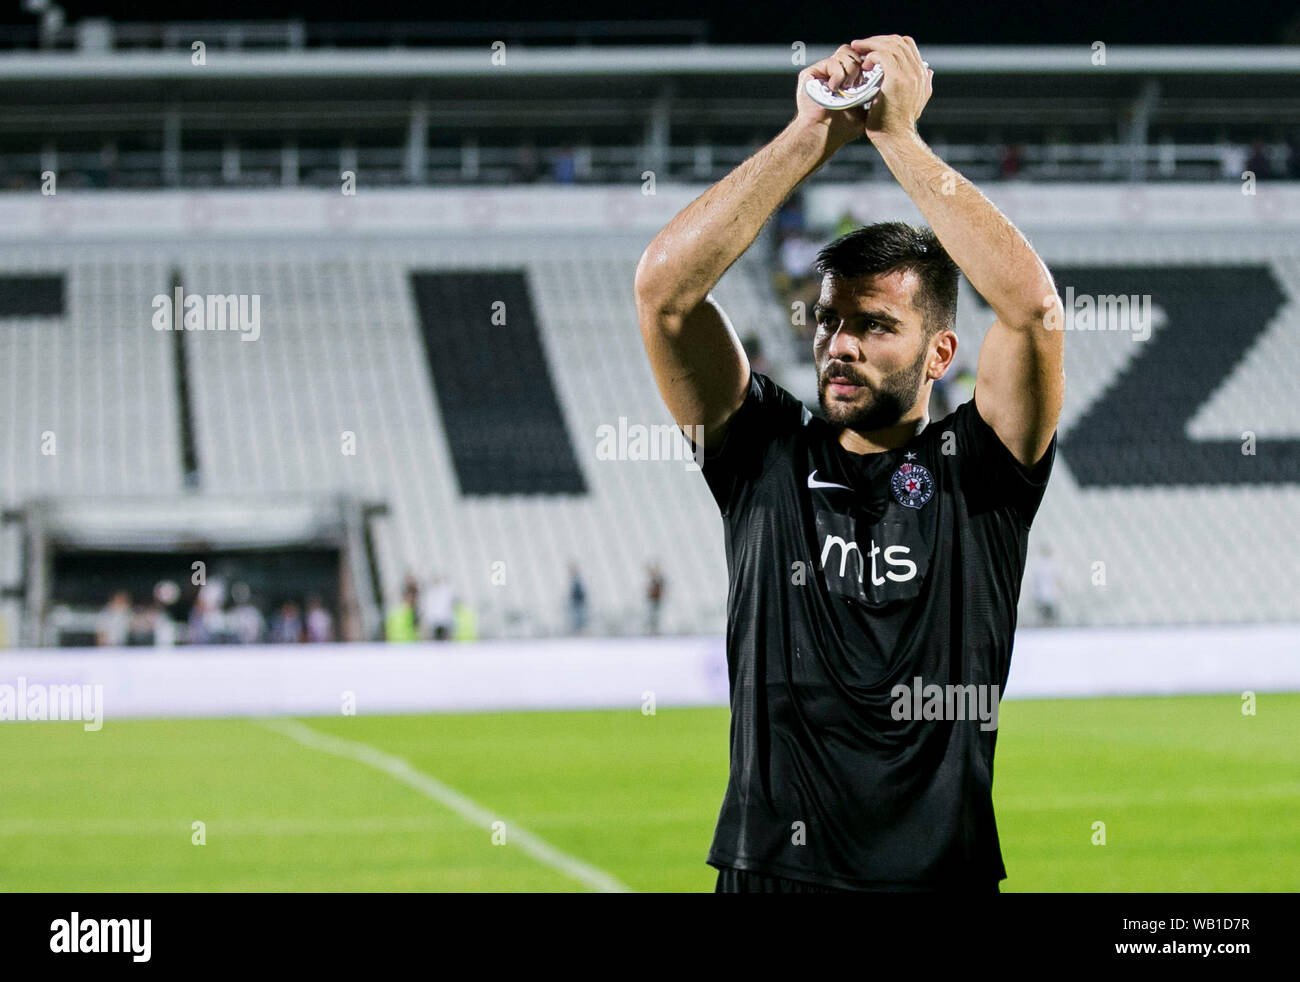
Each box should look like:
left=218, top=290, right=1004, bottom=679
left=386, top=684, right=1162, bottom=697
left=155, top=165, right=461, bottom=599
left=890, top=458, right=935, bottom=509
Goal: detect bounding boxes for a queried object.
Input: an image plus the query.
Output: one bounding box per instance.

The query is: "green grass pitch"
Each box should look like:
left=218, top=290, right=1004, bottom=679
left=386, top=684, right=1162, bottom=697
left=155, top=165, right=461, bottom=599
left=2, top=693, right=1296, bottom=892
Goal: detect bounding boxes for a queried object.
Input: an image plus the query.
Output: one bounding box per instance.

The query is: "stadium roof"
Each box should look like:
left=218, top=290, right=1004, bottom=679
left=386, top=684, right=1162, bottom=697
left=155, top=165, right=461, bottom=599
left=0, top=45, right=1297, bottom=81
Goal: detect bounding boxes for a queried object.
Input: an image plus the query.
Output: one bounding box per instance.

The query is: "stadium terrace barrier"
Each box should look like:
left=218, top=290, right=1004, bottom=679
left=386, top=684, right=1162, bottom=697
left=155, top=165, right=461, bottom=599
left=1, top=625, right=1297, bottom=721
left=0, top=185, right=1297, bottom=240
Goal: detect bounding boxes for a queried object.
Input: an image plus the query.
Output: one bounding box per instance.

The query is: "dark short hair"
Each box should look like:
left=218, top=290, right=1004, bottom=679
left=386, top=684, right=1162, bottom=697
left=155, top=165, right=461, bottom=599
left=813, top=222, right=959, bottom=338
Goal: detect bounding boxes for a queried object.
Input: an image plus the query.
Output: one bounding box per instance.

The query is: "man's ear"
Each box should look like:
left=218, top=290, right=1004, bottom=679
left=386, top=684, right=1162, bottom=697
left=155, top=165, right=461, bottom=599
left=928, top=329, right=958, bottom=380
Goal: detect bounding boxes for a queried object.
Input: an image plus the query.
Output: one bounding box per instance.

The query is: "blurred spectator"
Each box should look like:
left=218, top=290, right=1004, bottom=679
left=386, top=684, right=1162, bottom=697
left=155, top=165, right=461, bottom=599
left=96, top=590, right=131, bottom=647
left=1219, top=138, right=1247, bottom=180
left=567, top=562, right=588, bottom=635
left=269, top=600, right=304, bottom=643
left=452, top=598, right=478, bottom=642
left=402, top=572, right=421, bottom=610
left=304, top=595, right=335, bottom=643
left=999, top=144, right=1023, bottom=179
left=186, top=568, right=232, bottom=642
left=154, top=579, right=181, bottom=618
left=149, top=600, right=177, bottom=648
left=776, top=229, right=823, bottom=342
left=420, top=574, right=455, bottom=641
left=775, top=194, right=807, bottom=237
left=196, top=571, right=228, bottom=613
left=646, top=563, right=666, bottom=635
left=779, top=230, right=820, bottom=283
left=834, top=209, right=857, bottom=239
left=384, top=584, right=420, bottom=642
left=552, top=146, right=577, bottom=184
left=1245, top=140, right=1271, bottom=179
left=228, top=582, right=265, bottom=644
left=187, top=597, right=210, bottom=645
left=514, top=143, right=540, bottom=183
left=127, top=602, right=154, bottom=646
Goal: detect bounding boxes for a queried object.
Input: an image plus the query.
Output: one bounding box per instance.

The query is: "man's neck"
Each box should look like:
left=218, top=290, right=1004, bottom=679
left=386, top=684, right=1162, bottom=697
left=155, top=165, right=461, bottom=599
left=836, top=408, right=931, bottom=455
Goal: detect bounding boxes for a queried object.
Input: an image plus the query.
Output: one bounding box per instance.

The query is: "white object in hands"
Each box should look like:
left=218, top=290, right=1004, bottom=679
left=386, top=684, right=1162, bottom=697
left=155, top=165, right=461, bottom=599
left=805, top=64, right=885, bottom=110
left=804, top=61, right=929, bottom=111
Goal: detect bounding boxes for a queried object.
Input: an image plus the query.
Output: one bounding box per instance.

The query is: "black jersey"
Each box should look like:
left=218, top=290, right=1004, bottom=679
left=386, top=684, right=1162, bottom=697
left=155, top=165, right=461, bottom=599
left=700, top=371, right=1056, bottom=890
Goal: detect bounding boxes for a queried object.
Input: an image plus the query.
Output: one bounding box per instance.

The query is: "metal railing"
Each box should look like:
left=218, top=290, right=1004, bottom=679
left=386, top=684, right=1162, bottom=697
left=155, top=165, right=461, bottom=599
left=1, top=18, right=712, bottom=52
left=0, top=140, right=1290, bottom=191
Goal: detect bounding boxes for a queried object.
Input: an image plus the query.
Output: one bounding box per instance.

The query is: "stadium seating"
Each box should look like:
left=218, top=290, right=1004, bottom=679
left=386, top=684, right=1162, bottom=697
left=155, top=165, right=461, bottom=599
left=0, top=247, right=183, bottom=637
left=1, top=226, right=1298, bottom=638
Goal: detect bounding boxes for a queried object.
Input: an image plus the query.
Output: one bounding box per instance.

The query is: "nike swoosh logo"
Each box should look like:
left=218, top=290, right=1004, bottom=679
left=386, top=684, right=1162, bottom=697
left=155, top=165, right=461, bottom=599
left=807, top=470, right=852, bottom=491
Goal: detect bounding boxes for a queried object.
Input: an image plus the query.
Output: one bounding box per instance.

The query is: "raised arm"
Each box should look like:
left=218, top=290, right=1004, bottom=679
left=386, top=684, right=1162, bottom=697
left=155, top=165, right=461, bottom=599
left=852, top=35, right=1065, bottom=469
left=634, top=46, right=870, bottom=448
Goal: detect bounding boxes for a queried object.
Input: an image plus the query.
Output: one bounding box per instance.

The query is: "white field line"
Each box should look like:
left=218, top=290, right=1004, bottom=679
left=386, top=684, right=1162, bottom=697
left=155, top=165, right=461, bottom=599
left=0, top=815, right=456, bottom=837
left=256, top=718, right=634, bottom=893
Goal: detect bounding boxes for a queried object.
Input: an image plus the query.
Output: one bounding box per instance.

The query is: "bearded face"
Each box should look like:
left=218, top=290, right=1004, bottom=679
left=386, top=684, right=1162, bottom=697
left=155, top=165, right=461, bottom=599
left=817, top=339, right=929, bottom=432
left=812, top=270, right=936, bottom=434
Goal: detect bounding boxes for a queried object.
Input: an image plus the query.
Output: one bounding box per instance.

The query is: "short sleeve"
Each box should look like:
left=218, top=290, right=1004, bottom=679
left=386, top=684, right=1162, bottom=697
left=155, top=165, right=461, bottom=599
left=695, top=371, right=808, bottom=514
left=950, top=396, right=1057, bottom=528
